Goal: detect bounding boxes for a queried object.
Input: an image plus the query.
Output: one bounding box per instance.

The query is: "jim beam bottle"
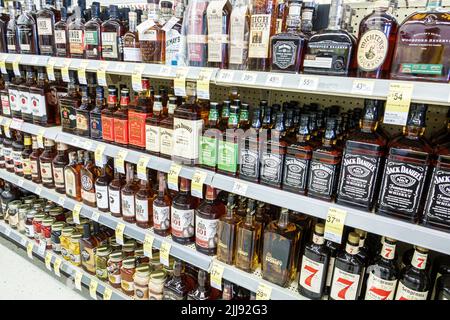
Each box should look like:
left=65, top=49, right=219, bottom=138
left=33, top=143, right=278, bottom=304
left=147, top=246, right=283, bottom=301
left=329, top=232, right=364, bottom=300
left=364, top=237, right=399, bottom=300
left=298, top=223, right=330, bottom=299
left=395, top=246, right=431, bottom=300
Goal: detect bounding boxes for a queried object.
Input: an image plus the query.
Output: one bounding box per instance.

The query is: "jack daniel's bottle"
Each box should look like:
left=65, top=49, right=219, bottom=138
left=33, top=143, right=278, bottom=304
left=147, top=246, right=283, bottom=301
left=239, top=107, right=262, bottom=183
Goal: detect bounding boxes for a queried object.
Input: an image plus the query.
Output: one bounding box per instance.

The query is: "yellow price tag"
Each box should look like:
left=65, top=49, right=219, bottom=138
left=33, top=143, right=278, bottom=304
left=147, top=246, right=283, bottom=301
left=167, top=162, right=182, bottom=191
left=0, top=54, right=7, bottom=74
left=37, top=128, right=45, bottom=148
left=46, top=58, right=56, bottom=81
left=45, top=252, right=52, bottom=271
left=94, top=144, right=106, bottom=167
left=61, top=59, right=71, bottom=82
left=97, top=61, right=109, bottom=86
left=143, top=234, right=154, bottom=258
left=115, top=150, right=128, bottom=174
left=77, top=61, right=89, bottom=85
left=103, top=287, right=113, bottom=300
left=210, top=262, right=225, bottom=290
left=74, top=271, right=83, bottom=291
left=196, top=68, right=214, bottom=100
left=3, top=118, right=11, bottom=138
left=72, top=204, right=82, bottom=224
left=173, top=67, right=189, bottom=97
left=191, top=170, right=208, bottom=198
left=89, top=279, right=99, bottom=300
left=115, top=223, right=126, bottom=245
left=27, top=242, right=34, bottom=259
left=384, top=82, right=414, bottom=126
left=160, top=242, right=171, bottom=267
left=137, top=156, right=150, bottom=180
left=132, top=64, right=146, bottom=92
left=12, top=56, right=21, bottom=76
left=324, top=207, right=347, bottom=244
left=256, top=283, right=272, bottom=300
left=54, top=257, right=63, bottom=277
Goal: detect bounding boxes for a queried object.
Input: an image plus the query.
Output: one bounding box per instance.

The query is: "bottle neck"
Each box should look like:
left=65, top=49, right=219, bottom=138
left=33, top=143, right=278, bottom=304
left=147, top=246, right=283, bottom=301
left=360, top=119, right=378, bottom=133
left=380, top=240, right=396, bottom=261
left=411, top=249, right=428, bottom=270
left=328, top=0, right=344, bottom=30
left=322, top=128, right=337, bottom=147
left=427, top=0, right=442, bottom=10
left=403, top=125, right=424, bottom=139
left=129, top=15, right=137, bottom=32
left=312, top=232, right=325, bottom=245
left=285, top=3, right=302, bottom=33
left=277, top=210, right=289, bottom=229
left=126, top=167, right=134, bottom=183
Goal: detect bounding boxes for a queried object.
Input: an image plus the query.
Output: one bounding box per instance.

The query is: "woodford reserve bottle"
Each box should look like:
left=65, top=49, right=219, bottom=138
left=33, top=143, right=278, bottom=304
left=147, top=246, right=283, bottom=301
left=171, top=178, right=196, bottom=244
left=206, top=0, right=232, bottom=68
left=377, top=104, right=432, bottom=222
left=298, top=222, right=330, bottom=299
left=248, top=0, right=277, bottom=71
left=80, top=151, right=98, bottom=207
left=337, top=100, right=387, bottom=210
left=153, top=172, right=172, bottom=236
left=235, top=199, right=260, bottom=272
left=329, top=232, right=364, bottom=300
left=228, top=0, right=250, bottom=70
left=52, top=143, right=69, bottom=194
left=185, top=0, right=209, bottom=67
left=217, top=194, right=241, bottom=264
left=239, top=106, right=262, bottom=182
left=39, top=138, right=57, bottom=189
left=395, top=246, right=431, bottom=300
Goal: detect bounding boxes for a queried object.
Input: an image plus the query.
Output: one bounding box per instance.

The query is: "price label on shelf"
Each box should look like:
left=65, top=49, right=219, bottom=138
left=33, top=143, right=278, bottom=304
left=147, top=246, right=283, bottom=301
left=256, top=283, right=272, bottom=300
left=167, top=162, right=182, bottom=191
left=94, top=144, right=106, bottom=167
left=137, top=156, right=150, bottom=180
left=77, top=61, right=90, bottom=85
left=174, top=67, right=189, bottom=97
left=232, top=181, right=248, bottom=196
left=35, top=186, right=42, bottom=196
left=17, top=179, right=24, bottom=188
left=3, top=118, right=11, bottom=138
left=384, top=82, right=414, bottom=126
left=27, top=242, right=34, bottom=259
left=160, top=242, right=171, bottom=267
left=240, top=72, right=258, bottom=85
left=0, top=54, right=7, bottom=74
left=91, top=211, right=100, bottom=222
left=351, top=79, right=375, bottom=96
left=74, top=271, right=83, bottom=291
left=132, top=64, right=146, bottom=92
left=37, top=129, right=45, bottom=148
left=103, top=287, right=113, bottom=300
left=45, top=252, right=52, bottom=271
left=10, top=118, right=23, bottom=130
left=54, top=257, right=63, bottom=277
left=57, top=197, right=65, bottom=207
left=324, top=207, right=347, bottom=244
left=46, top=58, right=56, bottom=81
left=115, top=150, right=128, bottom=174
left=70, top=136, right=80, bottom=146
left=61, top=59, right=71, bottom=82
left=159, top=65, right=172, bottom=77
left=37, top=240, right=46, bottom=256
left=115, top=223, right=126, bottom=246
left=12, top=56, right=21, bottom=77
left=89, top=279, right=99, bottom=300
left=3, top=227, right=11, bottom=237
left=72, top=204, right=82, bottom=224
left=298, top=75, right=319, bottom=91
left=210, top=262, right=225, bottom=290
left=143, top=234, right=154, bottom=258
left=265, top=74, right=283, bottom=87
left=196, top=68, right=215, bottom=100
left=97, top=61, right=109, bottom=86
left=191, top=170, right=208, bottom=198
left=83, top=140, right=93, bottom=150
left=217, top=69, right=234, bottom=83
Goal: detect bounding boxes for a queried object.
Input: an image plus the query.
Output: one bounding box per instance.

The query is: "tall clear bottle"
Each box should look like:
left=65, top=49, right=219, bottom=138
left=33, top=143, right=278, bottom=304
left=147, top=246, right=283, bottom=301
left=165, top=3, right=186, bottom=66
left=235, top=199, right=259, bottom=273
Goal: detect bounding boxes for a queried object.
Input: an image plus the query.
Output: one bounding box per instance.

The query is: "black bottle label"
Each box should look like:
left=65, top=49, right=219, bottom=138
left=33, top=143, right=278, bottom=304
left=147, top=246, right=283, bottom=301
left=282, top=155, right=309, bottom=191
left=338, top=153, right=380, bottom=204
left=272, top=39, right=298, bottom=70
left=260, top=153, right=284, bottom=185
left=90, top=113, right=102, bottom=139
left=424, top=167, right=450, bottom=226
left=303, top=40, right=352, bottom=76
left=239, top=148, right=260, bottom=180
left=60, top=103, right=76, bottom=130
left=379, top=160, right=428, bottom=216
left=308, top=161, right=338, bottom=197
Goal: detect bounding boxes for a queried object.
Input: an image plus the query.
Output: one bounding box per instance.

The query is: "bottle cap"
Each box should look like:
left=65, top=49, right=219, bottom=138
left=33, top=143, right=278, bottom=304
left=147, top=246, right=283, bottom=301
left=354, top=228, right=367, bottom=239
left=407, top=103, right=428, bottom=127
left=415, top=246, right=429, bottom=254
left=315, top=223, right=325, bottom=235
left=347, top=232, right=360, bottom=246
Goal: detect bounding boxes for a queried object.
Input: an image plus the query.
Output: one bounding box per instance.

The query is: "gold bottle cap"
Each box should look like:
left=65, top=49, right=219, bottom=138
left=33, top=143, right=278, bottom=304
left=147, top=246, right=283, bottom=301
left=354, top=228, right=367, bottom=239
left=415, top=246, right=429, bottom=253
left=150, top=269, right=167, bottom=282
left=348, top=232, right=360, bottom=246
left=385, top=237, right=397, bottom=244
left=135, top=265, right=151, bottom=277
left=315, top=223, right=325, bottom=235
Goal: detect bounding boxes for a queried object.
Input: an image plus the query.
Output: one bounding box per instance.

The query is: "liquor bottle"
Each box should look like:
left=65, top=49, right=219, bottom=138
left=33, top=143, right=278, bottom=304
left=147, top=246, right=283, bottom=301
left=0, top=0, right=9, bottom=53
left=171, top=178, right=196, bottom=245
left=217, top=194, right=240, bottom=264
left=3, top=129, right=13, bottom=173
left=217, top=101, right=240, bottom=176
left=0, top=128, right=5, bottom=169
left=206, top=0, right=232, bottom=68
left=188, top=270, right=211, bottom=300
left=123, top=10, right=141, bottom=62
left=80, top=222, right=98, bottom=275
left=18, top=68, right=35, bottom=123
left=146, top=95, right=163, bottom=156
left=303, top=0, right=355, bottom=76
left=195, top=185, right=226, bottom=255
left=275, top=0, right=285, bottom=34
left=218, top=100, right=230, bottom=131
left=135, top=172, right=155, bottom=229
left=128, top=79, right=151, bottom=150
left=39, top=138, right=56, bottom=189
left=30, top=68, right=54, bottom=126
left=228, top=0, right=250, bottom=70
left=239, top=107, right=262, bottom=182
left=353, top=228, right=370, bottom=298
left=52, top=143, right=68, bottom=194
left=60, top=71, right=81, bottom=134
left=377, top=104, right=432, bottom=222
left=6, top=2, right=20, bottom=54
left=199, top=101, right=220, bottom=170
left=121, top=163, right=139, bottom=223
left=235, top=199, right=259, bottom=273
left=0, top=74, right=11, bottom=118
left=67, top=5, right=85, bottom=59
left=337, top=100, right=387, bottom=210
left=307, top=118, right=342, bottom=201
left=17, top=0, right=39, bottom=54
left=101, top=5, right=124, bottom=61
left=30, top=136, right=42, bottom=184
left=21, top=134, right=32, bottom=180
left=95, top=165, right=110, bottom=212
left=298, top=222, right=329, bottom=299
left=395, top=246, right=431, bottom=300
left=153, top=172, right=172, bottom=236
left=89, top=86, right=105, bottom=140
left=36, top=0, right=60, bottom=56
left=247, top=0, right=277, bottom=71
left=329, top=232, right=364, bottom=300
left=163, top=260, right=188, bottom=300
left=184, top=0, right=208, bottom=67
left=80, top=151, right=97, bottom=207
left=158, top=95, right=176, bottom=158
left=109, top=168, right=125, bottom=218
left=101, top=86, right=117, bottom=143
left=113, top=88, right=130, bottom=147
left=260, top=111, right=288, bottom=188
left=435, top=275, right=450, bottom=300
left=356, top=0, right=398, bottom=78
left=54, top=6, right=68, bottom=57
left=11, top=131, right=24, bottom=176
left=139, top=2, right=165, bottom=64
left=84, top=2, right=102, bottom=60
left=364, top=237, right=399, bottom=300
left=75, top=85, right=92, bottom=137
left=391, top=0, right=450, bottom=82
left=165, top=3, right=186, bottom=67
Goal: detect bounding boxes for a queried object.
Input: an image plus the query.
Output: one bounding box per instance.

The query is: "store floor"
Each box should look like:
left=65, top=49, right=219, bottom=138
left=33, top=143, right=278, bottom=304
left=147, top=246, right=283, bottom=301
left=0, top=235, right=87, bottom=300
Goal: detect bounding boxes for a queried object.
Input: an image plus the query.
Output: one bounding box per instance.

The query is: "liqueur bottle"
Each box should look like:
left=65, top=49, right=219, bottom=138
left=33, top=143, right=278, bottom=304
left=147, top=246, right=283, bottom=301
left=113, top=88, right=130, bottom=147
left=123, top=10, right=141, bottom=62
left=52, top=143, right=69, bottom=194
left=30, top=68, right=55, bottom=126
left=21, top=134, right=32, bottom=180
left=67, top=6, right=85, bottom=59
left=377, top=104, right=432, bottom=222
left=298, top=223, right=330, bottom=299
left=128, top=79, right=151, bottom=150
left=89, top=86, right=105, bottom=140
left=195, top=185, right=226, bottom=255
left=307, top=118, right=342, bottom=201
left=199, top=102, right=220, bottom=170
left=30, top=136, right=42, bottom=184
left=329, top=232, right=364, bottom=300
left=188, top=270, right=211, bottom=300
left=235, top=199, right=259, bottom=273
left=36, top=0, right=60, bottom=56
left=163, top=260, right=188, bottom=300
left=217, top=101, right=240, bottom=176
left=75, top=85, right=92, bottom=137
left=39, top=138, right=57, bottom=189
left=54, top=6, right=68, bottom=57
left=282, top=114, right=313, bottom=194
left=395, top=246, right=431, bottom=300
left=261, top=207, right=300, bottom=287
left=59, top=71, right=81, bottom=134
left=101, top=5, right=124, bottom=61
left=364, top=237, right=399, bottom=300
left=239, top=107, right=262, bottom=182
left=248, top=0, right=277, bottom=71
left=356, top=0, right=398, bottom=78
left=84, top=2, right=102, bottom=60
left=139, top=2, right=165, bottom=64
left=303, top=0, right=355, bottom=76
left=153, top=172, right=172, bottom=236
left=336, top=100, right=387, bottom=210
left=101, top=86, right=118, bottom=143
left=145, top=95, right=163, bottom=156
left=185, top=0, right=209, bottom=67
left=171, top=178, right=196, bottom=245
left=217, top=194, right=240, bottom=264
left=18, top=68, right=35, bottom=123
left=17, top=0, right=39, bottom=54
left=135, top=172, right=155, bottom=229
left=95, top=165, right=110, bottom=212
left=160, top=96, right=177, bottom=158
left=109, top=168, right=125, bottom=218
left=207, top=0, right=232, bottom=68
left=390, top=0, right=450, bottom=82
left=121, top=163, right=139, bottom=224
left=165, top=3, right=186, bottom=67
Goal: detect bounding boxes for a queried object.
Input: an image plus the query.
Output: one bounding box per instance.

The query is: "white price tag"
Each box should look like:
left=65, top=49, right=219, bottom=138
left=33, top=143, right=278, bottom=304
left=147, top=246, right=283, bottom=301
left=191, top=170, right=208, bottom=198
left=103, top=287, right=113, bottom=300
left=217, top=70, right=234, bottom=83
left=351, top=80, right=375, bottom=96
left=38, top=241, right=46, bottom=256
left=265, top=74, right=283, bottom=87
left=115, top=223, right=126, bottom=246
left=46, top=58, right=56, bottom=81
left=97, top=61, right=109, bottom=86
left=61, top=59, right=71, bottom=82
left=159, top=242, right=171, bottom=267
left=143, top=234, right=154, bottom=258
left=12, top=56, right=21, bottom=76
left=114, top=150, right=128, bottom=174
left=384, top=82, right=414, bottom=126
left=72, top=204, right=82, bottom=224
left=298, top=75, right=319, bottom=91
left=89, top=279, right=99, bottom=300
left=232, top=181, right=248, bottom=196
left=240, top=72, right=258, bottom=85
left=74, top=271, right=83, bottom=291
left=94, top=145, right=106, bottom=167
left=256, top=283, right=272, bottom=300
left=91, top=211, right=100, bottom=222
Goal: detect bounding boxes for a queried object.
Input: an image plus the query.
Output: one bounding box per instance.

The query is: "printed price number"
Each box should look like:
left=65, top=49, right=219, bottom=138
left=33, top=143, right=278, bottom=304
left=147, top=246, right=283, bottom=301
left=384, top=82, right=414, bottom=126
left=114, top=150, right=128, bottom=174
left=191, top=170, right=208, bottom=198
left=115, top=223, right=126, bottom=245
left=74, top=271, right=83, bottom=291
left=143, top=234, right=154, bottom=258
left=45, top=252, right=53, bottom=270
left=54, top=257, right=63, bottom=277
left=46, top=58, right=56, bottom=81
left=72, top=204, right=82, bottom=224
left=210, top=262, right=225, bottom=290
left=256, top=283, right=272, bottom=300
left=77, top=61, right=89, bottom=85
left=167, top=162, right=182, bottom=191
left=103, top=287, right=113, bottom=300
left=232, top=181, right=248, bottom=196
left=240, top=72, right=258, bottom=85
left=137, top=156, right=150, bottom=180
left=89, top=279, right=99, bottom=300
left=160, top=242, right=171, bottom=267
left=196, top=68, right=215, bottom=100
left=132, top=64, right=146, bottom=92
left=351, top=79, right=375, bottom=95
left=94, top=144, right=106, bottom=167
left=27, top=242, right=34, bottom=259
left=265, top=74, right=283, bottom=87
left=217, top=70, right=234, bottom=82
left=324, top=207, right=347, bottom=244
left=298, top=75, right=319, bottom=90
left=173, top=67, right=189, bottom=97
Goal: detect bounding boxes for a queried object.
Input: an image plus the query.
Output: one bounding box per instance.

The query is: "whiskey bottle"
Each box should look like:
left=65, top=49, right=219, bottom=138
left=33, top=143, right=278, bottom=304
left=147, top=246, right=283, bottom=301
left=67, top=5, right=85, bottom=59
left=217, top=101, right=240, bottom=176
left=101, top=5, right=124, bottom=61
left=11, top=131, right=24, bottom=176
left=364, top=237, right=399, bottom=300
left=80, top=222, right=99, bottom=275
left=6, top=2, right=20, bottom=54
left=89, top=86, right=105, bottom=140
left=153, top=171, right=172, bottom=236
left=101, top=86, right=118, bottom=143
left=159, top=95, right=177, bottom=158
left=163, top=260, right=188, bottom=300
left=329, top=232, right=364, bottom=300
left=199, top=101, right=220, bottom=170
left=3, top=129, right=13, bottom=173
left=185, top=0, right=209, bottom=67
left=19, top=68, right=35, bottom=123
left=0, top=128, right=4, bottom=169
left=17, top=0, right=39, bottom=54
left=228, top=0, right=250, bottom=70
left=113, top=88, right=130, bottom=147
left=60, top=71, right=81, bottom=134
left=236, top=195, right=247, bottom=219
left=187, top=270, right=211, bottom=300
left=30, top=68, right=55, bottom=126
left=303, top=0, right=355, bottom=76
left=0, top=0, right=7, bottom=53
left=395, top=247, right=431, bottom=300
left=171, top=178, right=196, bottom=245
left=39, top=138, right=56, bottom=189
left=275, top=0, right=285, bottom=34
left=145, top=95, right=163, bottom=156
left=337, top=99, right=387, bottom=210
left=354, top=228, right=370, bottom=298
left=52, top=143, right=69, bottom=194
left=0, top=74, right=11, bottom=118
left=377, top=104, right=432, bottom=222
left=195, top=185, right=226, bottom=255
left=139, top=2, right=165, bottom=64
left=207, top=0, right=232, bottom=68
left=95, top=165, right=110, bottom=212
left=218, top=100, right=230, bottom=131
left=298, top=222, right=330, bottom=299
left=75, top=85, right=92, bottom=137
left=239, top=107, right=262, bottom=182
left=36, top=0, right=60, bottom=56
left=30, top=135, right=42, bottom=184
left=356, top=0, right=398, bottom=79
left=217, top=194, right=240, bottom=264
left=54, top=6, right=68, bottom=57
left=123, top=10, right=141, bottom=62
left=80, top=151, right=98, bottom=207
left=135, top=172, right=155, bottom=229
left=235, top=199, right=259, bottom=273
left=248, top=0, right=277, bottom=71
left=21, top=134, right=32, bottom=180
left=84, top=2, right=102, bottom=60
left=128, top=79, right=151, bottom=150
left=122, top=163, right=139, bottom=224
left=109, top=168, right=125, bottom=218
left=165, top=3, right=186, bottom=67
left=307, top=118, right=342, bottom=201
left=262, top=207, right=300, bottom=287
left=282, top=114, right=313, bottom=194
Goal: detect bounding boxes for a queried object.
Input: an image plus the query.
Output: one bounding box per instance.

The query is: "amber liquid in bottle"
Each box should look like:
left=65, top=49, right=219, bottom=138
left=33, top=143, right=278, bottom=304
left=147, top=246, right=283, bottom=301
left=30, top=136, right=42, bottom=184
left=39, top=138, right=56, bottom=189
left=217, top=194, right=241, bottom=264
left=135, top=171, right=155, bottom=229
left=84, top=3, right=102, bottom=60
left=235, top=199, right=260, bottom=273
left=109, top=168, right=125, bottom=218
left=159, top=96, right=178, bottom=159
left=153, top=172, right=172, bottom=236
left=145, top=95, right=163, bottom=156
left=128, top=79, right=152, bottom=150
left=75, top=85, right=93, bottom=137
left=101, top=5, right=124, bottom=61
left=113, top=89, right=130, bottom=147
left=171, top=178, right=196, bottom=245
left=21, top=134, right=32, bottom=180
left=140, top=4, right=165, bottom=64
left=52, top=143, right=69, bottom=194
left=64, top=151, right=82, bottom=201
left=121, top=163, right=139, bottom=224
left=101, top=86, right=118, bottom=143
left=95, top=165, right=111, bottom=213
left=80, top=151, right=98, bottom=207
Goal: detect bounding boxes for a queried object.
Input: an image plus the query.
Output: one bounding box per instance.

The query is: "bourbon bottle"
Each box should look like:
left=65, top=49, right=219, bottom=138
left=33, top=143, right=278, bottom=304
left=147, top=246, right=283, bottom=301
left=6, top=2, right=20, bottom=54
left=67, top=6, right=85, bottom=59
left=19, top=68, right=35, bottom=123
left=39, top=138, right=56, bottom=189
left=122, top=163, right=139, bottom=224
left=165, top=3, right=186, bottom=67
left=80, top=151, right=98, bottom=207
left=31, top=68, right=56, bottom=127
left=235, top=199, right=259, bottom=273
left=139, top=2, right=165, bottom=64
left=101, top=86, right=118, bottom=143
left=163, top=260, right=189, bottom=300
left=185, top=0, right=209, bottom=67
left=207, top=0, right=232, bottom=68
left=84, top=2, right=102, bottom=60
left=54, top=6, right=68, bottom=57
left=60, top=71, right=81, bottom=134
left=123, top=10, right=141, bottom=63
left=52, top=143, right=69, bottom=194
left=128, top=80, right=152, bottom=150
left=171, top=178, right=196, bottom=245
left=89, top=86, right=105, bottom=140
left=217, top=193, right=241, bottom=264
left=30, top=136, right=42, bottom=184
left=187, top=270, right=211, bottom=300
left=109, top=168, right=125, bottom=218
left=159, top=96, right=178, bottom=158
left=21, top=134, right=32, bottom=180
left=135, top=172, right=155, bottom=229
left=17, top=0, right=39, bottom=55
left=101, top=5, right=124, bottom=61
left=75, top=85, right=92, bottom=137
left=153, top=172, right=172, bottom=236
left=95, top=165, right=110, bottom=213
left=36, top=0, right=60, bottom=56
left=113, top=88, right=130, bottom=147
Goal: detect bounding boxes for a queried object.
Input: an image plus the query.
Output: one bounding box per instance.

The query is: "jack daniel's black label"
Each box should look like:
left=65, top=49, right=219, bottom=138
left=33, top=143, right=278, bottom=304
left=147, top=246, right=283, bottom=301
left=272, top=40, right=298, bottom=70
left=282, top=155, right=309, bottom=192
left=239, top=148, right=260, bottom=180
left=379, top=161, right=428, bottom=215
left=308, top=161, right=338, bottom=197
left=260, top=153, right=284, bottom=185
left=424, top=168, right=450, bottom=226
